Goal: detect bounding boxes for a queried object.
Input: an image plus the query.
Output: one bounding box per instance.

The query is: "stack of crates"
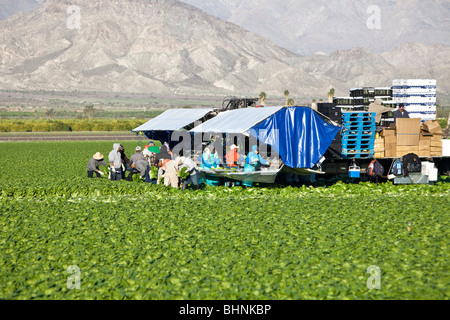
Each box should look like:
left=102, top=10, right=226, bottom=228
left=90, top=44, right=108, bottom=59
left=341, top=111, right=376, bottom=159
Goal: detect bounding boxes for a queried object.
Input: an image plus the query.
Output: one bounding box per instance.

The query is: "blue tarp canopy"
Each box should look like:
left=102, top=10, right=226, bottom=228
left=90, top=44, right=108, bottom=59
left=249, top=107, right=342, bottom=169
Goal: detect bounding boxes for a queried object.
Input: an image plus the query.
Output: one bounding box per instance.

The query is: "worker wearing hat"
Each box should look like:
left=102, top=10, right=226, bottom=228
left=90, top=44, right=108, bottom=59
left=225, top=144, right=245, bottom=169
left=127, top=146, right=147, bottom=181
left=87, top=152, right=107, bottom=178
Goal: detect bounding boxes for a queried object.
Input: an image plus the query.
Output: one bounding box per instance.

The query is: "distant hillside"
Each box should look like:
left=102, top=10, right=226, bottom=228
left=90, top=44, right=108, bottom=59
left=181, top=0, right=450, bottom=56
left=0, top=0, right=449, bottom=104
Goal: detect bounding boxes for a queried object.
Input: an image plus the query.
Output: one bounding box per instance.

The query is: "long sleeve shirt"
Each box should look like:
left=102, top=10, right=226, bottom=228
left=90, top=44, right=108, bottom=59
left=87, top=158, right=107, bottom=172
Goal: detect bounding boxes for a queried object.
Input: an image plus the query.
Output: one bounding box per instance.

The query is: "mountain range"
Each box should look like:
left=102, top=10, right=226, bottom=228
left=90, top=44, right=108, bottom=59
left=181, top=0, right=450, bottom=56
left=0, top=0, right=449, bottom=104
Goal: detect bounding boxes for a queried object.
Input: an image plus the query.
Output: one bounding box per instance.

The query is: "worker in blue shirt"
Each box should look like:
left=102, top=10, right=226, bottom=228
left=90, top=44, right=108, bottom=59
left=242, top=145, right=268, bottom=187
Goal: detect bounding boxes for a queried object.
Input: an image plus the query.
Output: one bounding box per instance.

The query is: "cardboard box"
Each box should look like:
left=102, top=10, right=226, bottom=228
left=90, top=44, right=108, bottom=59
left=431, top=140, right=442, bottom=148
left=419, top=150, right=431, bottom=157
left=374, top=138, right=384, bottom=152
left=419, top=140, right=431, bottom=150
left=422, top=120, right=443, bottom=135
left=420, top=135, right=432, bottom=142
left=431, top=134, right=443, bottom=141
left=380, top=129, right=396, bottom=137
left=420, top=130, right=433, bottom=137
left=431, top=152, right=442, bottom=157
left=396, top=118, right=421, bottom=146
left=374, top=152, right=385, bottom=158
left=396, top=146, right=419, bottom=158
left=384, top=135, right=397, bottom=158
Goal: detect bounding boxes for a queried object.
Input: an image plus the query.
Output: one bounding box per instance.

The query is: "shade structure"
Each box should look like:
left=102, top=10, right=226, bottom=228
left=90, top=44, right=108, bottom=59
left=190, top=107, right=283, bottom=134
left=190, top=106, right=342, bottom=169
left=132, top=108, right=214, bottom=132
left=249, top=107, right=342, bottom=168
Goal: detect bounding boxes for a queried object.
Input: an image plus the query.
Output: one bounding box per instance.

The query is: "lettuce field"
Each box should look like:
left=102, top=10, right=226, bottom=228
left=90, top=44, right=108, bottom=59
left=0, top=141, right=449, bottom=300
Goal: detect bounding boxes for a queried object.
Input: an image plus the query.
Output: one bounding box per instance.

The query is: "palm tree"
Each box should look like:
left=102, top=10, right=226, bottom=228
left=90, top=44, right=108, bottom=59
left=45, top=108, right=56, bottom=119
left=284, top=90, right=290, bottom=106
left=84, top=105, right=95, bottom=120
left=328, top=88, right=335, bottom=103
left=259, top=92, right=267, bottom=106
left=287, top=98, right=295, bottom=106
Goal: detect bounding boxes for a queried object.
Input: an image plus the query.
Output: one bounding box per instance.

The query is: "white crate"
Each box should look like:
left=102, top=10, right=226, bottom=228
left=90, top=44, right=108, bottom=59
left=393, top=79, right=436, bottom=86
left=443, top=140, right=450, bottom=157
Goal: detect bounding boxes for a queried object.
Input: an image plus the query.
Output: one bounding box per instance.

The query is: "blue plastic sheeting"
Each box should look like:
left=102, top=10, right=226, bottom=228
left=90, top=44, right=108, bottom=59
left=249, top=107, right=342, bottom=169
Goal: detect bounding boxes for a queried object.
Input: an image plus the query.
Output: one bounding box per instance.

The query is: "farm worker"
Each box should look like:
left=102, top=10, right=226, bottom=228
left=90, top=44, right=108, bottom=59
left=156, top=144, right=172, bottom=184
left=246, top=145, right=268, bottom=169
left=176, top=156, right=200, bottom=190
left=162, top=159, right=179, bottom=188
left=201, top=145, right=220, bottom=169
left=225, top=144, right=244, bottom=168
left=118, top=144, right=131, bottom=179
left=201, top=146, right=220, bottom=186
left=87, top=152, right=107, bottom=178
left=142, top=149, right=156, bottom=183
left=108, top=143, right=123, bottom=180
left=127, top=146, right=146, bottom=181
left=242, top=145, right=268, bottom=188
left=393, top=103, right=410, bottom=123
left=163, top=142, right=173, bottom=158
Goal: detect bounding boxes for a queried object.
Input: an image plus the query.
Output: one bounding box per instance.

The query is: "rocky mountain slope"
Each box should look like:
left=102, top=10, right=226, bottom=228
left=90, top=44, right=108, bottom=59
left=181, top=0, right=450, bottom=56
left=0, top=0, right=449, bottom=103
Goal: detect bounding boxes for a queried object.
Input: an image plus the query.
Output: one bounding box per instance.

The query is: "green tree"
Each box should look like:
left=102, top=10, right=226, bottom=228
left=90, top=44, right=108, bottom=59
left=284, top=90, right=290, bottom=106
left=259, top=92, right=267, bottom=106
left=287, top=98, right=295, bottom=106
left=328, top=88, right=335, bottom=103
left=84, top=105, right=95, bottom=120
left=45, top=108, right=56, bottom=119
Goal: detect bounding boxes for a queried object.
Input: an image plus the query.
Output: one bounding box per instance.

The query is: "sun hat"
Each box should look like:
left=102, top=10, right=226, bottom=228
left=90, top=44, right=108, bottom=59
left=136, top=146, right=142, bottom=151
left=230, top=144, right=238, bottom=150
left=93, top=152, right=104, bottom=160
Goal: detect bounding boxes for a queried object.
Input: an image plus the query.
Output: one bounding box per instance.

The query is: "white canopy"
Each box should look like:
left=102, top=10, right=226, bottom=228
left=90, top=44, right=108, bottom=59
left=190, top=107, right=283, bottom=134
left=132, top=108, right=214, bottom=132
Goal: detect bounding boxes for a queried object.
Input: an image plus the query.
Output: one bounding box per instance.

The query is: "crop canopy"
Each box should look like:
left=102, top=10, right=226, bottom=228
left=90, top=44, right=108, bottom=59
left=249, top=107, right=342, bottom=168
left=132, top=108, right=214, bottom=132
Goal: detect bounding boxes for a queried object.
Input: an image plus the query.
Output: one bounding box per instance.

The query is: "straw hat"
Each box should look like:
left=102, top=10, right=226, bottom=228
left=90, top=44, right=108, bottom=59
left=93, top=152, right=104, bottom=160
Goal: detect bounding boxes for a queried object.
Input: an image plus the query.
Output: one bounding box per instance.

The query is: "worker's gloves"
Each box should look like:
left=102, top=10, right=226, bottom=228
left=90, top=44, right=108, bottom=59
left=122, top=164, right=125, bottom=171
left=111, top=167, right=116, bottom=173
left=98, top=171, right=104, bottom=176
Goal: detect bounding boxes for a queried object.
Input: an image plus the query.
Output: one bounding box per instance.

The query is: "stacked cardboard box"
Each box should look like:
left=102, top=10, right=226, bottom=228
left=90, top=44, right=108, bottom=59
left=418, top=133, right=431, bottom=157
left=373, top=137, right=385, bottom=158
left=395, top=118, right=421, bottom=157
left=422, top=120, right=443, bottom=157
left=381, top=128, right=397, bottom=158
